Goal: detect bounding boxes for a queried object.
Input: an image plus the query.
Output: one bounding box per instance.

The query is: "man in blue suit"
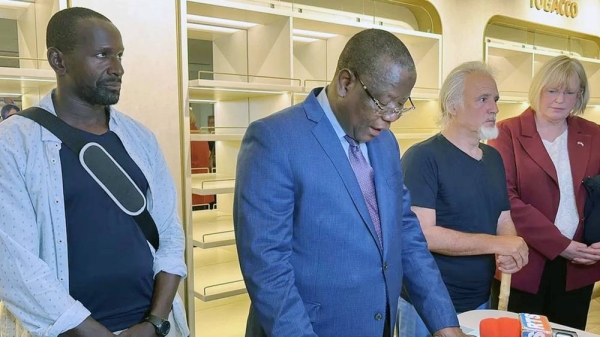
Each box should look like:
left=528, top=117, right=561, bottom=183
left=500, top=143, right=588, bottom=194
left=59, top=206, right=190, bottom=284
left=234, top=29, right=472, bottom=337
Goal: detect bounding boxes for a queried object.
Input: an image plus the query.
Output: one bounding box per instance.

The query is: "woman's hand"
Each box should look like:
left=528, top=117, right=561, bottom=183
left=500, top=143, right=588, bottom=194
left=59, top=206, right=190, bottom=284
left=560, top=241, right=600, bottom=265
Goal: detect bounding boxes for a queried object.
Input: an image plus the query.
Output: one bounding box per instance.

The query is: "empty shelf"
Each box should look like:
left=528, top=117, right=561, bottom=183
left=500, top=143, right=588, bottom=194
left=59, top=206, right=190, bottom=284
left=189, top=79, right=304, bottom=101
left=191, top=133, right=244, bottom=141
left=191, top=173, right=235, bottom=195
left=193, top=260, right=247, bottom=301
left=192, top=210, right=235, bottom=248
left=0, top=67, right=56, bottom=94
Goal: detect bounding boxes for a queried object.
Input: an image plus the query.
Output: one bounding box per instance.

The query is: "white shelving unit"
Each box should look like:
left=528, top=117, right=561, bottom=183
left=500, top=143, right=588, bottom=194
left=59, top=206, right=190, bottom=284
left=0, top=0, right=63, bottom=108
left=189, top=78, right=305, bottom=101
left=192, top=247, right=246, bottom=302
left=485, top=39, right=534, bottom=101
left=0, top=67, right=55, bottom=90
left=192, top=210, right=235, bottom=248
left=182, top=1, right=444, bottom=335
left=193, top=261, right=246, bottom=301
left=191, top=132, right=244, bottom=141
left=485, top=32, right=600, bottom=109
left=191, top=173, right=235, bottom=195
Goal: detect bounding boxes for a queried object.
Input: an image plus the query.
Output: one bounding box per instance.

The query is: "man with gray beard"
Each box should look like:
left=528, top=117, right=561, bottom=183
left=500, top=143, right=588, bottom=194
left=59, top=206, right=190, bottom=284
left=397, top=61, right=529, bottom=336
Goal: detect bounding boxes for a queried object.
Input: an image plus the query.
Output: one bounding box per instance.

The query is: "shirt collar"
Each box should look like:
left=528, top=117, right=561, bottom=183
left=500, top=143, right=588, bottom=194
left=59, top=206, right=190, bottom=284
left=36, top=90, right=120, bottom=141
left=316, top=86, right=347, bottom=142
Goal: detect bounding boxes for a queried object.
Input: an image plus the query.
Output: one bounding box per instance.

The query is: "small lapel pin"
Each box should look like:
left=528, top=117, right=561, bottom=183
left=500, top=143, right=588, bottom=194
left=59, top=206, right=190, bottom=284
left=577, top=141, right=584, bottom=147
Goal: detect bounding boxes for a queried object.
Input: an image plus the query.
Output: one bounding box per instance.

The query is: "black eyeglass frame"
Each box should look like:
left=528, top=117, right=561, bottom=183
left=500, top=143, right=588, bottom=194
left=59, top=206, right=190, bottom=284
left=355, top=73, right=415, bottom=120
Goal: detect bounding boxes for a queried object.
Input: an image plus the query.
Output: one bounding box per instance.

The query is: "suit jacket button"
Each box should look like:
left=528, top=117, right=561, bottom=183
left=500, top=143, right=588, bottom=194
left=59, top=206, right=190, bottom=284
left=375, top=313, right=383, bottom=321
left=383, top=263, right=388, bottom=271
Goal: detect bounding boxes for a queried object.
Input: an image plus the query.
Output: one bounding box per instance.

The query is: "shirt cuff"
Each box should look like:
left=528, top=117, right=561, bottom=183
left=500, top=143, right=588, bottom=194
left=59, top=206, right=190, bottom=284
left=44, top=301, right=90, bottom=337
left=153, top=257, right=187, bottom=279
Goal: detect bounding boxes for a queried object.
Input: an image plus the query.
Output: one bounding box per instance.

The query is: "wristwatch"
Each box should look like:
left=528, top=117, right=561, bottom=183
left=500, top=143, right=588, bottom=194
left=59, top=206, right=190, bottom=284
left=144, top=314, right=171, bottom=337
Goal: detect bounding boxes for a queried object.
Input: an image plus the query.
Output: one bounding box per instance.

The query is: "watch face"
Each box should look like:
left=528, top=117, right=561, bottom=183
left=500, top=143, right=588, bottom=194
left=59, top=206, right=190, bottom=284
left=159, top=321, right=171, bottom=336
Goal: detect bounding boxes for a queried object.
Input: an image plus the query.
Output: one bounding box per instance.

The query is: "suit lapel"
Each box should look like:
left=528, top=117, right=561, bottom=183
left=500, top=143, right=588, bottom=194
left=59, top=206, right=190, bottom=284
left=367, top=136, right=391, bottom=254
left=517, top=109, right=558, bottom=185
left=567, top=117, right=591, bottom=196
left=304, top=89, right=382, bottom=252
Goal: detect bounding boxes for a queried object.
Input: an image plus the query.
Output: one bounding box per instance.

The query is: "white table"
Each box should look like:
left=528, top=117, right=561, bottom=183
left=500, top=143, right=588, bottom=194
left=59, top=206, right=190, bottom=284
left=458, top=309, right=598, bottom=337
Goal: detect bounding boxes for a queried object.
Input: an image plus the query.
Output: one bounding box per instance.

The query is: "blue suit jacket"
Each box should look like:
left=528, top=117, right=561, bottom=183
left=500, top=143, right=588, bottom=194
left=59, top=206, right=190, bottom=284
left=233, top=88, right=458, bottom=337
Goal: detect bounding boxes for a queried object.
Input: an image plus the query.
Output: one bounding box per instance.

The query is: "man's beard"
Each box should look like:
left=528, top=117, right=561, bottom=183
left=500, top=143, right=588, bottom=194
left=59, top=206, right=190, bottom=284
left=81, top=79, right=121, bottom=106
left=478, top=124, right=499, bottom=140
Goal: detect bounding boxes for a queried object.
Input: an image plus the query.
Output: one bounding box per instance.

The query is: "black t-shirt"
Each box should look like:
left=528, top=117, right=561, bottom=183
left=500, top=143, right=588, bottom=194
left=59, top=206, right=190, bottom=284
left=61, top=130, right=154, bottom=332
left=401, top=134, right=510, bottom=313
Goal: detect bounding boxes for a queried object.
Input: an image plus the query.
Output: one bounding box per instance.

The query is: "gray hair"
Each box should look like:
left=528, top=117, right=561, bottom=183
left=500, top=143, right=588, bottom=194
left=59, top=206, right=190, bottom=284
left=439, top=61, right=495, bottom=129
left=335, top=29, right=415, bottom=92
left=529, top=55, right=589, bottom=116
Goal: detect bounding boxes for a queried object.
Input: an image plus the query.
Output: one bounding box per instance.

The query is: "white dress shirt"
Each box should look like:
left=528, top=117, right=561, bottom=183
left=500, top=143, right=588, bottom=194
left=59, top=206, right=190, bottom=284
left=0, top=92, right=189, bottom=337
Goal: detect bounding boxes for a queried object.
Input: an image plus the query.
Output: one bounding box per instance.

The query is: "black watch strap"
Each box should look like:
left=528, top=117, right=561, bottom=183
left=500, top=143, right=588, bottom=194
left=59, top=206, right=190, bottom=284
left=144, top=314, right=170, bottom=337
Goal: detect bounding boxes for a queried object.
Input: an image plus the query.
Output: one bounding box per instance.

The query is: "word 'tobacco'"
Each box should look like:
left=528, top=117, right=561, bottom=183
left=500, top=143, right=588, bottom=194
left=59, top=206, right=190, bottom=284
left=530, top=0, right=579, bottom=18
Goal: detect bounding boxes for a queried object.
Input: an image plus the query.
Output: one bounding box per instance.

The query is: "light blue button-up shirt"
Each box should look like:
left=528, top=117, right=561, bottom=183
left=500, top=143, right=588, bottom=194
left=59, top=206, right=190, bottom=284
left=0, top=92, right=189, bottom=337
left=316, top=86, right=371, bottom=164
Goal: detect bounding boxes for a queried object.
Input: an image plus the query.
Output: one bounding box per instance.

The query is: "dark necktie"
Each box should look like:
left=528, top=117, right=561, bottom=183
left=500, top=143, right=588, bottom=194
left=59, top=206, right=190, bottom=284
left=344, top=135, right=383, bottom=248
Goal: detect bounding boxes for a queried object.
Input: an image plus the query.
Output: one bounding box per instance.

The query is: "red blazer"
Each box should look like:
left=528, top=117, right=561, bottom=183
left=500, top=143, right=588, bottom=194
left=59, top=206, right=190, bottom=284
left=489, top=108, right=600, bottom=293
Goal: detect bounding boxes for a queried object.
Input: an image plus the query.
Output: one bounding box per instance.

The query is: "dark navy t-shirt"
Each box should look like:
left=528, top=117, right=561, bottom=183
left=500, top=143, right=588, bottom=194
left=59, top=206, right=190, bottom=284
left=60, top=130, right=154, bottom=332
left=401, top=134, right=510, bottom=313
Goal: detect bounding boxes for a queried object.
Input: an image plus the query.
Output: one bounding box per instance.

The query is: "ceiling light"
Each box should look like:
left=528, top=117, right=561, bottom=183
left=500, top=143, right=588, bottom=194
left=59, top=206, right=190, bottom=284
left=190, top=99, right=217, bottom=104
left=187, top=15, right=257, bottom=29
left=0, top=92, right=22, bottom=96
left=292, top=29, right=337, bottom=39
left=187, top=23, right=239, bottom=34
left=0, top=0, right=32, bottom=8
left=293, top=36, right=318, bottom=43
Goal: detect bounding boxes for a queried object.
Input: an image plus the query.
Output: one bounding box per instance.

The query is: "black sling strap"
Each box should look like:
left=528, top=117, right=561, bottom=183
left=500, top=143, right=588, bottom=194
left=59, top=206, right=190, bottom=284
left=19, top=107, right=160, bottom=251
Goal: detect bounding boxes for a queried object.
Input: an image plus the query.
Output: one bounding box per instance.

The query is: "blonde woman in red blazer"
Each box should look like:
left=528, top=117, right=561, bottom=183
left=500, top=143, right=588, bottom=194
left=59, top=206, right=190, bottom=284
left=488, top=55, right=600, bottom=329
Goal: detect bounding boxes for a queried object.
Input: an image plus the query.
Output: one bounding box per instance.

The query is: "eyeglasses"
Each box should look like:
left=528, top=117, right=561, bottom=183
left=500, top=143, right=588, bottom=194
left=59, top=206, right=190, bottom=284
left=543, top=88, right=581, bottom=100
left=356, top=74, right=415, bottom=120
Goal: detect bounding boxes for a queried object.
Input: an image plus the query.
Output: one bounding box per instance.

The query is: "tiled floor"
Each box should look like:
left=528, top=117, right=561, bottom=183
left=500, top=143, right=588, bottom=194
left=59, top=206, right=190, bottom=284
left=588, top=282, right=600, bottom=334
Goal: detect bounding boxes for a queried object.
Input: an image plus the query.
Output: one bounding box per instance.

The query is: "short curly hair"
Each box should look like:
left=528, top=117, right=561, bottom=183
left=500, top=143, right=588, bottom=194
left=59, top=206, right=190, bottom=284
left=46, top=7, right=111, bottom=53
left=335, top=29, right=415, bottom=92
